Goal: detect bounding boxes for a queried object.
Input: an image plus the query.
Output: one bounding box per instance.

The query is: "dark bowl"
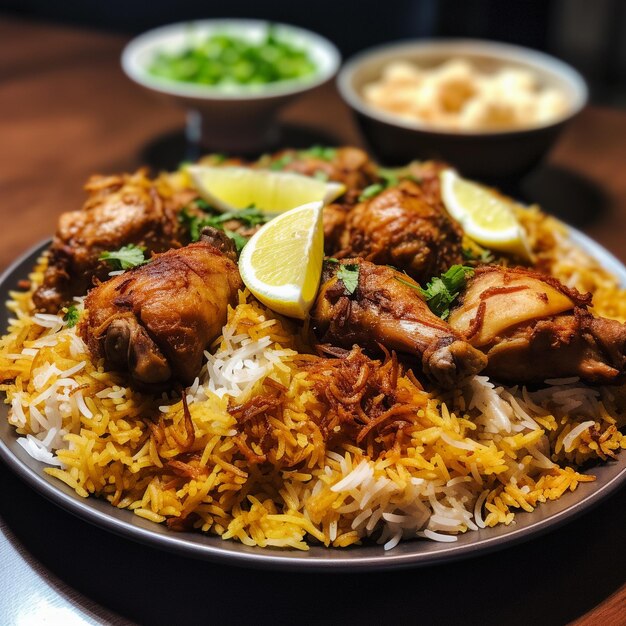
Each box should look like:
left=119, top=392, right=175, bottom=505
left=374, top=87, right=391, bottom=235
left=337, top=39, right=588, bottom=179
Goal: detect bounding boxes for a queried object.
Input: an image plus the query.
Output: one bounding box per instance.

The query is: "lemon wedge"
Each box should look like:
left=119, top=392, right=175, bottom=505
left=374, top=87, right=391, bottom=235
left=188, top=165, right=345, bottom=214
left=238, top=201, right=324, bottom=319
left=440, top=169, right=532, bottom=261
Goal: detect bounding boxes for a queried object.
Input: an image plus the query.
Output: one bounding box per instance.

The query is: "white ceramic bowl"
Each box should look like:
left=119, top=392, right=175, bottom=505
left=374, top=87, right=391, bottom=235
left=122, top=19, right=341, bottom=153
left=337, top=39, right=588, bottom=177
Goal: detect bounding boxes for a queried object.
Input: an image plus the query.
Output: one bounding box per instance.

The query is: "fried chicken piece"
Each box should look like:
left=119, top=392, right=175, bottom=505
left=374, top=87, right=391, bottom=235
left=311, top=259, right=487, bottom=388
left=322, top=203, right=352, bottom=254
left=334, top=180, right=464, bottom=284
left=403, top=160, right=451, bottom=207
left=448, top=265, right=626, bottom=384
left=80, top=228, right=242, bottom=386
left=33, top=170, right=193, bottom=313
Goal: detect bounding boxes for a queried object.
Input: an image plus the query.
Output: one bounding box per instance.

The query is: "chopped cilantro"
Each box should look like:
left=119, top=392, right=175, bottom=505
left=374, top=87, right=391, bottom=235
left=269, top=154, right=294, bottom=170
left=99, top=245, right=148, bottom=270
left=178, top=207, right=205, bottom=241
left=299, top=145, right=336, bottom=161
left=359, top=183, right=385, bottom=201
left=195, top=198, right=212, bottom=211
left=224, top=229, right=248, bottom=254
left=397, top=265, right=474, bottom=320
left=179, top=202, right=272, bottom=254
left=213, top=207, right=269, bottom=227
left=377, top=168, right=400, bottom=187
left=462, top=247, right=494, bottom=264
left=63, top=305, right=80, bottom=328
left=179, top=205, right=271, bottom=243
left=337, top=263, right=360, bottom=295
left=420, top=265, right=474, bottom=319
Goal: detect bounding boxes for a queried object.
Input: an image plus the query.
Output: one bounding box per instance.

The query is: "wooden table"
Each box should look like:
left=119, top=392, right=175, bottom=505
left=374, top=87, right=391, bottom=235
left=0, top=15, right=625, bottom=626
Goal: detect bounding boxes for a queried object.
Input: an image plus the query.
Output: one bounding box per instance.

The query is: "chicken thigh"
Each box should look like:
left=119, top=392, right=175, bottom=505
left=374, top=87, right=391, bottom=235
left=448, top=266, right=626, bottom=384
left=80, top=228, right=242, bottom=386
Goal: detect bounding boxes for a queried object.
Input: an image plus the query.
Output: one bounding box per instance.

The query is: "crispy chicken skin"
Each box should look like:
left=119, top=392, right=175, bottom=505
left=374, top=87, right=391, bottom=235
left=80, top=228, right=242, bottom=386
left=33, top=170, right=193, bottom=313
left=334, top=180, right=464, bottom=284
left=448, top=266, right=626, bottom=384
left=322, top=203, right=353, bottom=254
left=311, top=259, right=487, bottom=387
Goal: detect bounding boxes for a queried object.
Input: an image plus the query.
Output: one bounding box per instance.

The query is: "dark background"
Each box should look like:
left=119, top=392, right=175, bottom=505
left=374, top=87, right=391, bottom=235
left=2, top=0, right=626, bottom=106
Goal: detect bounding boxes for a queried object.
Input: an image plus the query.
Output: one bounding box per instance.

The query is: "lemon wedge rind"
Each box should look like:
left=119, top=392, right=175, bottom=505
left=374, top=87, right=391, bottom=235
left=188, top=165, right=345, bottom=214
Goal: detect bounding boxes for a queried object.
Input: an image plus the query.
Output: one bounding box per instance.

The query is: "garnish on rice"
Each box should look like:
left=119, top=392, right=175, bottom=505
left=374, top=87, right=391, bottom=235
left=62, top=304, right=80, bottom=328
left=417, top=265, right=474, bottom=320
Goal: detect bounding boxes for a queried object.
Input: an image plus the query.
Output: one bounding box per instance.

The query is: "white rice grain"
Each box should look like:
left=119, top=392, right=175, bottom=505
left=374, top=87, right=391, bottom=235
left=17, top=435, right=62, bottom=466
left=383, top=530, right=403, bottom=551
left=562, top=420, right=595, bottom=452
left=74, top=391, right=93, bottom=419
left=419, top=529, right=458, bottom=542
left=473, top=490, right=489, bottom=528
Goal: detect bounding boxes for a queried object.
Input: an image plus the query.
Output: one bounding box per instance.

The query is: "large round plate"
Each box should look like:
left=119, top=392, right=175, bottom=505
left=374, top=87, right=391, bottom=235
left=1, top=234, right=625, bottom=572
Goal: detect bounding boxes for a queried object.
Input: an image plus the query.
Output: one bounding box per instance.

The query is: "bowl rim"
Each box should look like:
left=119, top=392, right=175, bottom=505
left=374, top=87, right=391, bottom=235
left=337, top=38, right=589, bottom=137
left=121, top=18, right=341, bottom=101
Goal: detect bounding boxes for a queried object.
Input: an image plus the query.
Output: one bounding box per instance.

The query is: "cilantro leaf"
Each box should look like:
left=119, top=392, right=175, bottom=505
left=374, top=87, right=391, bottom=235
left=462, top=247, right=494, bottom=264
left=377, top=168, right=399, bottom=188
left=418, top=265, right=474, bottom=320
left=396, top=265, right=474, bottom=320
left=269, top=154, right=294, bottom=170
left=178, top=205, right=271, bottom=245
left=179, top=202, right=273, bottom=255
left=223, top=229, right=248, bottom=254
left=99, top=245, right=148, bottom=271
left=217, top=207, right=270, bottom=227
left=194, top=197, right=212, bottom=211
left=63, top=305, right=80, bottom=328
left=359, top=183, right=385, bottom=201
left=178, top=206, right=204, bottom=241
left=337, top=263, right=360, bottom=295
left=299, top=145, right=336, bottom=161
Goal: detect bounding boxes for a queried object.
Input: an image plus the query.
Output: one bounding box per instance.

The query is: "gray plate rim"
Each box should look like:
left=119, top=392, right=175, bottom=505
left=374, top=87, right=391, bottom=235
left=0, top=232, right=624, bottom=572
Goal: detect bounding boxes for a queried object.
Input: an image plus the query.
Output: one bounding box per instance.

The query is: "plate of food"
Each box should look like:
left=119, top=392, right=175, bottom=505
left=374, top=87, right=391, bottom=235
left=1, top=146, right=624, bottom=571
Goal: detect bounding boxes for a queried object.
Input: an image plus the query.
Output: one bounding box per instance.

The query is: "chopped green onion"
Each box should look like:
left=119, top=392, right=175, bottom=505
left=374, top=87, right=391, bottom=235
left=148, top=28, right=317, bottom=87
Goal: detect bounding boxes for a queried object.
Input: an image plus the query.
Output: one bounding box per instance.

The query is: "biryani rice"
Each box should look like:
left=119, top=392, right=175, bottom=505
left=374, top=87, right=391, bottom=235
left=1, top=210, right=625, bottom=550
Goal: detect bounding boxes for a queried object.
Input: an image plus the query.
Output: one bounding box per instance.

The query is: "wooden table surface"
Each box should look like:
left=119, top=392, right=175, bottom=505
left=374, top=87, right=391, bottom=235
left=0, top=15, right=625, bottom=626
